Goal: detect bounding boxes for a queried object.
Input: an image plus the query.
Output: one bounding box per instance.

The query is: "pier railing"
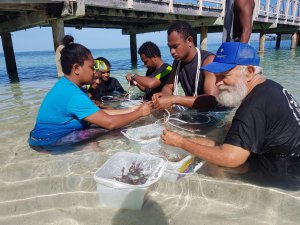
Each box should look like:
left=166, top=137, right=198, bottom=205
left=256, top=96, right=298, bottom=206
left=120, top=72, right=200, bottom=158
left=1, top=0, right=300, bottom=34
left=98, top=0, right=300, bottom=25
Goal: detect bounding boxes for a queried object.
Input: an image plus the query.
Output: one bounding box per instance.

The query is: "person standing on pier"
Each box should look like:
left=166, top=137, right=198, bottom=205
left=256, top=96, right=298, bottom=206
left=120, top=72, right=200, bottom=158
left=223, top=0, right=255, bottom=43
left=152, top=21, right=219, bottom=111
left=125, top=41, right=172, bottom=100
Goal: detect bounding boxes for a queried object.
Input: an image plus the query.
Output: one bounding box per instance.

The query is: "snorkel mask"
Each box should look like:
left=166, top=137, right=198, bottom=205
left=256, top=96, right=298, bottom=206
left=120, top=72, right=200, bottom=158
left=94, top=59, right=108, bottom=72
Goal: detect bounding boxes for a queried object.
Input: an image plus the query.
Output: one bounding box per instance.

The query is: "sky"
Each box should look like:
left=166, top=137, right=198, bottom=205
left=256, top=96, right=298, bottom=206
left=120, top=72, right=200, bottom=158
left=0, top=26, right=229, bottom=53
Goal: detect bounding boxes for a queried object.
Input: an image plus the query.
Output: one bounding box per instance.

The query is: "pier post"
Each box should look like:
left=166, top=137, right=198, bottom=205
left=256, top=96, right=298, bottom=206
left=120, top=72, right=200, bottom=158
left=297, top=33, right=300, bottom=46
left=200, top=26, right=208, bottom=50
left=276, top=33, right=281, bottom=49
left=259, top=30, right=266, bottom=53
left=51, top=19, right=65, bottom=77
left=1, top=32, right=19, bottom=81
left=130, top=32, right=137, bottom=64
left=51, top=19, right=65, bottom=51
left=290, top=32, right=297, bottom=49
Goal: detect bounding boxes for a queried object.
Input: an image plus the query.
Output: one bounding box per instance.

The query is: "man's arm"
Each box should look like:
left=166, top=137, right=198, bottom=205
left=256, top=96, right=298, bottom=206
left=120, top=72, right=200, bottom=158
left=132, top=75, right=161, bottom=89
left=202, top=54, right=219, bottom=97
left=161, top=129, right=250, bottom=168
left=192, top=54, right=218, bottom=110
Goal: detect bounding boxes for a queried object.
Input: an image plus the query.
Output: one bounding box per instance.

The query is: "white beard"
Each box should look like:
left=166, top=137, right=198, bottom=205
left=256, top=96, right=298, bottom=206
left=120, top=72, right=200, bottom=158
left=216, top=77, right=248, bottom=108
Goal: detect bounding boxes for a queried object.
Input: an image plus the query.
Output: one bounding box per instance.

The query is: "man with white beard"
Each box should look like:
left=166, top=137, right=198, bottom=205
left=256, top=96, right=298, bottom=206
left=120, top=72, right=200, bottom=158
left=161, top=42, right=300, bottom=167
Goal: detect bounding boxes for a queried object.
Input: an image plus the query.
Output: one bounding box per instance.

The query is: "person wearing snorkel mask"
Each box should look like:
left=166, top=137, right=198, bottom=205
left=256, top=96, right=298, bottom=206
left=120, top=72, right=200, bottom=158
left=84, top=66, right=112, bottom=109
left=92, top=57, right=126, bottom=100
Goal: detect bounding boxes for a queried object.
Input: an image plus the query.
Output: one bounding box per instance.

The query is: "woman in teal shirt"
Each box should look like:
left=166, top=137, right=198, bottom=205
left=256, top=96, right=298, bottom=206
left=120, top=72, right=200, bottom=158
left=29, top=39, right=152, bottom=147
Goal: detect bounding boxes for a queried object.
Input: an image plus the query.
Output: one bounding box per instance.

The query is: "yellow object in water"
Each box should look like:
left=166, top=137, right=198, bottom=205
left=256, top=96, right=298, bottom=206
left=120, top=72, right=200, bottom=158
left=178, top=157, right=194, bottom=173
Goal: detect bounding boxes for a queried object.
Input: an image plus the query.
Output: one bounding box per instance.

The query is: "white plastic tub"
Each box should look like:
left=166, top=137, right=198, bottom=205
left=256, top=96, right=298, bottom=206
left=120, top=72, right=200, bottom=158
left=94, top=152, right=166, bottom=210
left=119, top=99, right=143, bottom=108
left=121, top=123, right=165, bottom=144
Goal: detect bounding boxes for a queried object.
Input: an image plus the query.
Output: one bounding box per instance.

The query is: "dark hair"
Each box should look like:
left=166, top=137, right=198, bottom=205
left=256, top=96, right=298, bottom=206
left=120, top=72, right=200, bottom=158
left=167, top=21, right=193, bottom=40
left=138, top=41, right=161, bottom=58
left=62, top=35, right=74, bottom=46
left=60, top=43, right=92, bottom=75
left=95, top=57, right=111, bottom=68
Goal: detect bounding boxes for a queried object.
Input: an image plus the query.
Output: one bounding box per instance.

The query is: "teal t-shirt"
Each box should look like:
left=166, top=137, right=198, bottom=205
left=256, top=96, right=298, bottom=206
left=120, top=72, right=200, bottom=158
left=29, top=77, right=100, bottom=146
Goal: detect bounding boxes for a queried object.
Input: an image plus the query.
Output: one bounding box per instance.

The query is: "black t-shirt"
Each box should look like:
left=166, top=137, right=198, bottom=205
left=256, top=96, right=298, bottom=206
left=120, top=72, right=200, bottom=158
left=225, top=79, right=300, bottom=157
left=92, top=77, right=126, bottom=100
left=167, top=50, right=214, bottom=96
left=144, top=63, right=172, bottom=100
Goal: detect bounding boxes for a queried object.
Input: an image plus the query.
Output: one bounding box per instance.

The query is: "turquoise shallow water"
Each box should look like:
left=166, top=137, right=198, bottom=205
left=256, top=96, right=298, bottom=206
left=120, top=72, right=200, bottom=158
left=0, top=41, right=300, bottom=224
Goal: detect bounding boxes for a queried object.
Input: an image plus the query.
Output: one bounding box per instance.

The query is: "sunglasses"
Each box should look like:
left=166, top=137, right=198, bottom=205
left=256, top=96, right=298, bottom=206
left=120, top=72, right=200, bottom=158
left=94, top=60, right=108, bottom=72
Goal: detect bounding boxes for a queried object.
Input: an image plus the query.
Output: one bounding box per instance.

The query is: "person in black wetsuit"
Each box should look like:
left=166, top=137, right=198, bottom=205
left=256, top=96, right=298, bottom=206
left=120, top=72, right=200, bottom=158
left=90, top=57, right=126, bottom=101
left=125, top=41, right=172, bottom=100
left=152, top=21, right=219, bottom=111
left=161, top=42, right=300, bottom=168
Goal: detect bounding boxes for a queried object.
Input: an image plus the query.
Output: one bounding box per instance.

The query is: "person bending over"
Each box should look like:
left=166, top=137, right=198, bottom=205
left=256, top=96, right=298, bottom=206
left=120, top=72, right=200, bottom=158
left=152, top=21, right=219, bottom=111
left=161, top=42, right=300, bottom=167
left=125, top=41, right=172, bottom=100
left=28, top=40, right=152, bottom=147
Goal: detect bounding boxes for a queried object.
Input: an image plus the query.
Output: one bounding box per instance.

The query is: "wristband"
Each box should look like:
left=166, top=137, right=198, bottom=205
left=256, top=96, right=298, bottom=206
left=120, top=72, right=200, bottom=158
left=131, top=74, right=136, bottom=81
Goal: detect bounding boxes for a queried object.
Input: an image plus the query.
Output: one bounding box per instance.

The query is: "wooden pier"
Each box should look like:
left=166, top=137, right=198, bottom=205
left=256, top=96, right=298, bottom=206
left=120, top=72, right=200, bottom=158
left=1, top=0, right=300, bottom=79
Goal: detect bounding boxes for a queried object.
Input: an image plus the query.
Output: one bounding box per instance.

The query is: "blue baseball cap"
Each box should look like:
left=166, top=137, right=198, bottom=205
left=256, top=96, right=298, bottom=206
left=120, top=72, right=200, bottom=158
left=201, top=42, right=260, bottom=73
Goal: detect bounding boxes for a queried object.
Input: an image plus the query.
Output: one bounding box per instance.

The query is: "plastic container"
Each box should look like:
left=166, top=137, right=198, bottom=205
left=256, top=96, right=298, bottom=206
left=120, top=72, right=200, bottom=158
left=119, top=99, right=143, bottom=108
left=139, top=139, right=202, bottom=182
left=121, top=123, right=164, bottom=144
left=163, top=160, right=203, bottom=182
left=94, top=152, right=166, bottom=210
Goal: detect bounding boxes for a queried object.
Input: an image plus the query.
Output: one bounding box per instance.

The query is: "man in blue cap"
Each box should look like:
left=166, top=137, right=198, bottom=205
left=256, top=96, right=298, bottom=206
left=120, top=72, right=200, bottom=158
left=161, top=42, right=300, bottom=167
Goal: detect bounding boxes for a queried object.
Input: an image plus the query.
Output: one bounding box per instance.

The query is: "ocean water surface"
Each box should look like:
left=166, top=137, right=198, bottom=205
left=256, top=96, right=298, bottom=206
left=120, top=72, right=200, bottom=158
left=0, top=40, right=300, bottom=225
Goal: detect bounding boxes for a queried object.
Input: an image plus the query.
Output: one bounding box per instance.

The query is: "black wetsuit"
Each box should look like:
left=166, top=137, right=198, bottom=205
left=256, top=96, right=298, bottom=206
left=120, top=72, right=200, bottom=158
left=92, top=77, right=126, bottom=100
left=144, top=63, right=172, bottom=100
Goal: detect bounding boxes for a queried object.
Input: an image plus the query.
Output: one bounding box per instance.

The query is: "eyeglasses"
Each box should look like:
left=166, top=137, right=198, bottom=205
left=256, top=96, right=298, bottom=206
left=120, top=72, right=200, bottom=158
left=94, top=60, right=108, bottom=72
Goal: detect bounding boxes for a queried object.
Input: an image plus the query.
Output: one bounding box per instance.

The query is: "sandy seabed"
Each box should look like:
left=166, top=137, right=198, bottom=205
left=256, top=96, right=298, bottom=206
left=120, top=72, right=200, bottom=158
left=1, top=80, right=300, bottom=225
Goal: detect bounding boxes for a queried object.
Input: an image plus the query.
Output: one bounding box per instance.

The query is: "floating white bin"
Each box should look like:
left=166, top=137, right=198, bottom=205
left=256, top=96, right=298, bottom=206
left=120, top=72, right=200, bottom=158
left=119, top=100, right=143, bottom=108
left=121, top=123, right=164, bottom=144
left=94, top=152, right=166, bottom=210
